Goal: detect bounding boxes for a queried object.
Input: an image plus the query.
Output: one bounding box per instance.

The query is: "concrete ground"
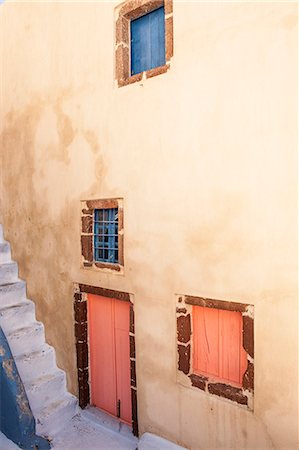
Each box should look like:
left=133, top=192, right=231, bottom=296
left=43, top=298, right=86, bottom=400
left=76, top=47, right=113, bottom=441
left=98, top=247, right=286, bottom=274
left=0, top=409, right=137, bottom=450
left=51, top=412, right=137, bottom=450
left=0, top=408, right=187, bottom=450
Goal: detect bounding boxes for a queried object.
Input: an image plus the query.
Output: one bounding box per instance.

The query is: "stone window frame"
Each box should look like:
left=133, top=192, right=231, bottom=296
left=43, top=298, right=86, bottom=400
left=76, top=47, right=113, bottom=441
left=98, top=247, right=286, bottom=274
left=176, top=295, right=254, bottom=409
left=80, top=198, right=124, bottom=273
left=73, top=283, right=138, bottom=437
left=115, top=0, right=174, bottom=87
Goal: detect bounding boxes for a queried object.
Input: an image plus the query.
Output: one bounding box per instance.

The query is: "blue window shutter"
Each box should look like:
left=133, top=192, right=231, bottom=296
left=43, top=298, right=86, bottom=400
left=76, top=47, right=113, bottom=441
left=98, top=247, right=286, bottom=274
left=131, top=13, right=151, bottom=75
left=131, top=7, right=165, bottom=76
left=149, top=7, right=166, bottom=70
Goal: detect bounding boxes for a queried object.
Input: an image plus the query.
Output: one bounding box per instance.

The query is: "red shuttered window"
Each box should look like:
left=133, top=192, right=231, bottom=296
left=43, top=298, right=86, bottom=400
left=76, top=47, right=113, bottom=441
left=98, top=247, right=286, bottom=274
left=193, top=306, right=247, bottom=387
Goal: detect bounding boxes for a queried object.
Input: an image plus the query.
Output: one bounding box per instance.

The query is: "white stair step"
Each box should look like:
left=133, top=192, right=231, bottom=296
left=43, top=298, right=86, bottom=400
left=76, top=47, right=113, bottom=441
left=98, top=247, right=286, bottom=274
left=0, top=242, right=11, bottom=264
left=8, top=321, right=45, bottom=358
left=0, top=262, right=18, bottom=285
left=0, top=225, right=4, bottom=242
left=35, top=393, right=79, bottom=438
left=14, top=344, right=57, bottom=383
left=0, top=280, right=26, bottom=307
left=0, top=300, right=36, bottom=335
left=26, top=369, right=67, bottom=412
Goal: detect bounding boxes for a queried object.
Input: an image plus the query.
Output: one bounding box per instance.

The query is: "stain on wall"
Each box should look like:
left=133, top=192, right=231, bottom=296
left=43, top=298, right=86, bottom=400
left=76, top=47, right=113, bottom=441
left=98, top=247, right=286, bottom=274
left=0, top=92, right=106, bottom=393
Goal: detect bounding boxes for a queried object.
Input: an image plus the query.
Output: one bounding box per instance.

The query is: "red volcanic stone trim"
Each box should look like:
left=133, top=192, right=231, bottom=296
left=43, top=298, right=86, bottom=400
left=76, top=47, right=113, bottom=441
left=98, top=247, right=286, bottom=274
left=120, top=0, right=163, bottom=20
left=189, top=374, right=207, bottom=391
left=164, top=0, right=173, bottom=14
left=118, top=207, right=124, bottom=267
left=81, top=215, right=93, bottom=234
left=118, top=73, right=143, bottom=87
left=78, top=368, right=90, bottom=408
left=185, top=296, right=247, bottom=313
left=74, top=289, right=89, bottom=407
left=75, top=322, right=87, bottom=343
left=74, top=300, right=87, bottom=324
left=116, top=15, right=129, bottom=44
left=208, top=383, right=248, bottom=406
left=243, top=316, right=254, bottom=358
left=78, top=368, right=89, bottom=386
left=178, top=344, right=190, bottom=375
left=130, top=304, right=135, bottom=334
left=243, top=361, right=254, bottom=391
left=177, top=314, right=191, bottom=343
left=94, top=262, right=121, bottom=272
left=81, top=235, right=92, bottom=263
left=146, top=64, right=169, bottom=79
left=130, top=359, right=136, bottom=387
left=130, top=335, right=136, bottom=359
left=116, top=45, right=130, bottom=85
left=78, top=284, right=130, bottom=302
left=76, top=342, right=88, bottom=369
left=78, top=384, right=90, bottom=409
left=131, top=388, right=139, bottom=436
left=165, top=16, right=173, bottom=60
left=82, top=208, right=93, bottom=215
left=176, top=307, right=187, bottom=314
left=86, top=198, right=118, bottom=210
left=83, top=262, right=93, bottom=268
left=74, top=292, right=82, bottom=302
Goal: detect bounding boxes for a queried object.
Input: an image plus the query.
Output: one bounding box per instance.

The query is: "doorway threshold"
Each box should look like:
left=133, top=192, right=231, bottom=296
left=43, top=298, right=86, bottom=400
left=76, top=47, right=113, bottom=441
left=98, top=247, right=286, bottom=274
left=82, top=406, right=137, bottom=445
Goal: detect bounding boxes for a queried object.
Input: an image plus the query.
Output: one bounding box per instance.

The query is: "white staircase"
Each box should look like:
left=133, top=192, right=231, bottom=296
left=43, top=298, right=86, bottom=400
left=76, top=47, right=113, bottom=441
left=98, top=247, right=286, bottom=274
left=0, top=224, right=78, bottom=439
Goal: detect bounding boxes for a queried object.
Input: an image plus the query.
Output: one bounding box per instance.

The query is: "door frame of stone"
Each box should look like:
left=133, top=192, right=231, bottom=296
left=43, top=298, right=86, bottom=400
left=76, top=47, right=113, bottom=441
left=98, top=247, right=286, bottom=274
left=73, top=283, right=138, bottom=436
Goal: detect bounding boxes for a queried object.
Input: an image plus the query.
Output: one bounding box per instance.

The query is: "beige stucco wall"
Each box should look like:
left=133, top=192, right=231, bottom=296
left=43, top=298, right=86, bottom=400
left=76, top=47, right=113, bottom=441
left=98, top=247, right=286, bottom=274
left=0, top=1, right=297, bottom=449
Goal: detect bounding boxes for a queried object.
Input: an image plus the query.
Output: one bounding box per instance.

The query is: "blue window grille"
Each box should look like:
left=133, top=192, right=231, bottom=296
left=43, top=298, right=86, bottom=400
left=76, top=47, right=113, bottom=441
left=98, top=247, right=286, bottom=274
left=94, top=208, right=118, bottom=264
left=131, top=6, right=166, bottom=76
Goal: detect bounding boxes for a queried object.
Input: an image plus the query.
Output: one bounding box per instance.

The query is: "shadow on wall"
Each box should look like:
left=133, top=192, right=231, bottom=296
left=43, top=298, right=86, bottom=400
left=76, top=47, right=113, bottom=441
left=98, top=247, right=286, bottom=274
left=1, top=96, right=82, bottom=394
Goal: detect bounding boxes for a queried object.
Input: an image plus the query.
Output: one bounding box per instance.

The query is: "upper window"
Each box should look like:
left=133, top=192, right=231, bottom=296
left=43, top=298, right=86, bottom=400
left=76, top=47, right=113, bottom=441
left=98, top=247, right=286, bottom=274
left=131, top=7, right=166, bottom=76
left=81, top=199, right=124, bottom=272
left=115, top=0, right=173, bottom=87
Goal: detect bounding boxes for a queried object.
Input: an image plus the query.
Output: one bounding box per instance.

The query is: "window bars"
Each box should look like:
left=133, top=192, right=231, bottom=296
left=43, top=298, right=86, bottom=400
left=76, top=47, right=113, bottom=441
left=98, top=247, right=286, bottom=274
left=94, top=208, right=119, bottom=264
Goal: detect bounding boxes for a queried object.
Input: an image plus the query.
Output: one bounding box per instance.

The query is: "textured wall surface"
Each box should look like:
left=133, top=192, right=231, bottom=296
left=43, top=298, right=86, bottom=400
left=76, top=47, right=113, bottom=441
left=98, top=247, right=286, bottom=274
left=0, top=1, right=297, bottom=449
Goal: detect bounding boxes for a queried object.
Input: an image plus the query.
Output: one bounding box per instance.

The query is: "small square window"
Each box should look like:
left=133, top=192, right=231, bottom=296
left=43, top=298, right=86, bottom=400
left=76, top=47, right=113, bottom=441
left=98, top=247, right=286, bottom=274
left=131, top=7, right=166, bottom=76
left=115, top=0, right=173, bottom=87
left=81, top=199, right=124, bottom=272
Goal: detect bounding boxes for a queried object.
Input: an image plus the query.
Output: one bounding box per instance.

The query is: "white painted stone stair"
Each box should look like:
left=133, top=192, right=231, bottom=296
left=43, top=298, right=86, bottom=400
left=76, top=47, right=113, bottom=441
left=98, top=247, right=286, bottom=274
left=0, top=224, right=78, bottom=439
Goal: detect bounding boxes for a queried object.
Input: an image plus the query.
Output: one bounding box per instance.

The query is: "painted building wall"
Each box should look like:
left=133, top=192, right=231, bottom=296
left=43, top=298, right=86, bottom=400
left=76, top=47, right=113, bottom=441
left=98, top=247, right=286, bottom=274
left=0, top=1, right=297, bottom=449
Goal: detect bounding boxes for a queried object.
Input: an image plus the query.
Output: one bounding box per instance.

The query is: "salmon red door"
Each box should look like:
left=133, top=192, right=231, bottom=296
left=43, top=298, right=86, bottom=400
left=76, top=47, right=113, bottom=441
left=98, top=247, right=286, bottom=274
left=88, top=294, right=132, bottom=424
left=88, top=295, right=116, bottom=416
left=114, top=300, right=132, bottom=423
